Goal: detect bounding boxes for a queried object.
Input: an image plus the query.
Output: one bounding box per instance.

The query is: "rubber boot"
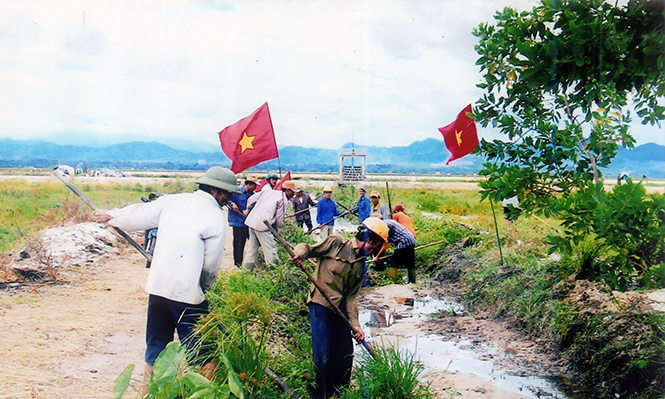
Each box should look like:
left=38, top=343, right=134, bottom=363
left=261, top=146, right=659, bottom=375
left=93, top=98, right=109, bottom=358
left=388, top=268, right=399, bottom=283
left=407, top=269, right=416, bottom=284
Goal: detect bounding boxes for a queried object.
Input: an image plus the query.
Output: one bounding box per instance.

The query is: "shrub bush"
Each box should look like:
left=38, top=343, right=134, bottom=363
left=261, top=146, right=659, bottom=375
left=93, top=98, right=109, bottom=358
left=551, top=179, right=665, bottom=290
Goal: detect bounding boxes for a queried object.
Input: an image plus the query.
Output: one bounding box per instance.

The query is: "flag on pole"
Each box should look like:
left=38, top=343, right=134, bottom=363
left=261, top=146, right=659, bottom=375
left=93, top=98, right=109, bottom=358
left=218, top=102, right=279, bottom=173
left=438, top=104, right=479, bottom=165
left=255, top=178, right=270, bottom=192
left=274, top=171, right=291, bottom=190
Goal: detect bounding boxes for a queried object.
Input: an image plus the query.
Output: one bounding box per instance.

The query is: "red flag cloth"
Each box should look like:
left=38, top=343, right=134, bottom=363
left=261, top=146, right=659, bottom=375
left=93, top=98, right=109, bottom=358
left=218, top=102, right=279, bottom=173
left=438, top=104, right=479, bottom=165
left=255, top=178, right=270, bottom=192
left=273, top=171, right=291, bottom=191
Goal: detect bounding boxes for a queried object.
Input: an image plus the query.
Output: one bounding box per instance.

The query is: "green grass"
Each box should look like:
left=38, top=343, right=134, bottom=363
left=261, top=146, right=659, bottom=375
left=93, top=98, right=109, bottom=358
left=340, top=344, right=433, bottom=399
left=198, top=221, right=317, bottom=398
left=0, top=180, right=177, bottom=253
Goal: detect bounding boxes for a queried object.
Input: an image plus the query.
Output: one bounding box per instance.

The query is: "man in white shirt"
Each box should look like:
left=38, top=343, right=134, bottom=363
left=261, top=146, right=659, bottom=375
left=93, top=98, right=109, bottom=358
left=93, top=166, right=240, bottom=391
left=243, top=180, right=296, bottom=270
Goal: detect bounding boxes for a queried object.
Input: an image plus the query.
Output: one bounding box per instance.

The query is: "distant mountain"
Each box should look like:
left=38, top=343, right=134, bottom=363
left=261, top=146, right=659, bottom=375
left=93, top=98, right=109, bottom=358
left=1, top=138, right=663, bottom=178
left=601, top=142, right=665, bottom=180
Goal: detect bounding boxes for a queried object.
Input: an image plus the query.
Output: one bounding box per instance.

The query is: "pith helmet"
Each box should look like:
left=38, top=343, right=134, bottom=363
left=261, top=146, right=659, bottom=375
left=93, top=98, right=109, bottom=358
left=266, top=173, right=278, bottom=180
left=323, top=186, right=333, bottom=192
left=196, top=167, right=241, bottom=194
left=370, top=191, right=380, bottom=198
left=361, top=217, right=388, bottom=243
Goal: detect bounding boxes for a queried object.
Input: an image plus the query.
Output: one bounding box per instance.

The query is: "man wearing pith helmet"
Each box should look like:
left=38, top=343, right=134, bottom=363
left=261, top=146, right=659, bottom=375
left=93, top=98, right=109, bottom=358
left=290, top=216, right=388, bottom=399
left=266, top=172, right=279, bottom=189
left=93, top=166, right=240, bottom=393
left=316, top=186, right=347, bottom=239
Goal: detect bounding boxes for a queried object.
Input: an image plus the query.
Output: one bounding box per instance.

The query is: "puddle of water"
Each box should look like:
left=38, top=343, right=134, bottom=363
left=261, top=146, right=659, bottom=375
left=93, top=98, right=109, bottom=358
left=413, top=296, right=465, bottom=317
left=359, top=295, right=570, bottom=399
left=304, top=208, right=360, bottom=239
left=398, top=335, right=566, bottom=399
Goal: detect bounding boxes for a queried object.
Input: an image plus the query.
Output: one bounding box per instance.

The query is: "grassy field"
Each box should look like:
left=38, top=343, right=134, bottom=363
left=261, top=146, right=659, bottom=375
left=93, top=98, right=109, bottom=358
left=0, top=179, right=199, bottom=253
left=2, top=176, right=664, bottom=398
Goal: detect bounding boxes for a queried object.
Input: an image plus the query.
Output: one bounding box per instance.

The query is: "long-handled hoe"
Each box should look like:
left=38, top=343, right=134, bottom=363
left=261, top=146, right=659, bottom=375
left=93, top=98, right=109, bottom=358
left=264, top=220, right=376, bottom=359
left=53, top=170, right=153, bottom=262
left=303, top=211, right=352, bottom=235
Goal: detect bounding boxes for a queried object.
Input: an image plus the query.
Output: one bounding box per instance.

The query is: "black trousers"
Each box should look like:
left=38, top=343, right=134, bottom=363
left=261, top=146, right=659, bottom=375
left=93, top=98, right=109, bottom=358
left=297, top=217, right=313, bottom=232
left=232, top=225, right=249, bottom=266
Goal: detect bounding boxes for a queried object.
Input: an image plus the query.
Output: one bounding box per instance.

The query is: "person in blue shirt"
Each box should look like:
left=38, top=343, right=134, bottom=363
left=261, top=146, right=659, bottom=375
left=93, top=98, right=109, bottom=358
left=316, top=186, right=346, bottom=239
left=228, top=175, right=258, bottom=267
left=355, top=186, right=372, bottom=222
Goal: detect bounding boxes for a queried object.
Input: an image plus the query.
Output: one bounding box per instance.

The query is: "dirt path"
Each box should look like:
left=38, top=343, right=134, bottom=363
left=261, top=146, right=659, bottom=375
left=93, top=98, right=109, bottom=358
left=0, top=250, right=148, bottom=398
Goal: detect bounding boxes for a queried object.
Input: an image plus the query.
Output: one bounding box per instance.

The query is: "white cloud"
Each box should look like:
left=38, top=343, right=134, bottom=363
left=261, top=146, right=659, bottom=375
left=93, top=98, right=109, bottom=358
left=0, top=0, right=661, bottom=151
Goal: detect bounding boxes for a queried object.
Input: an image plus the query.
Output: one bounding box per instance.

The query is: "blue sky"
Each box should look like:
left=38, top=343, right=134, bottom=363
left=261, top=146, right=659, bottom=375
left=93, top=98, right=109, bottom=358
left=0, top=0, right=662, bottom=151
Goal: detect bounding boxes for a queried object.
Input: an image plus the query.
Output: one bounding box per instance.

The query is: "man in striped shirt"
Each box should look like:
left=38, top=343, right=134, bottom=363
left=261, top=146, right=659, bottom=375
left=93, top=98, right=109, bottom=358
left=373, top=215, right=417, bottom=284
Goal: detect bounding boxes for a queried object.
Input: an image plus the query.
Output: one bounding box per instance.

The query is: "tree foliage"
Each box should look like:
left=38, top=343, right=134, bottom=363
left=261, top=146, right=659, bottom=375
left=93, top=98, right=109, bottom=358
left=473, top=0, right=664, bottom=213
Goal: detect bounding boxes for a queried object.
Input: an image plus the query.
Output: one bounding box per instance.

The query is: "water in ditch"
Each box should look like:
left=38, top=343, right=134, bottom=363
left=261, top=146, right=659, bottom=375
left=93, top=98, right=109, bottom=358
left=358, top=294, right=573, bottom=399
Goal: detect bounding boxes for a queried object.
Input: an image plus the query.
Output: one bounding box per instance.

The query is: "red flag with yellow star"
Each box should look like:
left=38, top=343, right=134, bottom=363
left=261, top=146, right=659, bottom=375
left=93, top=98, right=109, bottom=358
left=438, top=104, right=479, bottom=165
left=218, top=102, right=279, bottom=173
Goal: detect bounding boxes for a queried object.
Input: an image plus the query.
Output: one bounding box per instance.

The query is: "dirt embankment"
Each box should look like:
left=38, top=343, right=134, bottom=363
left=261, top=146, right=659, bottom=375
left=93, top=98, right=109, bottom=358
left=0, top=220, right=244, bottom=399
left=0, top=224, right=148, bottom=398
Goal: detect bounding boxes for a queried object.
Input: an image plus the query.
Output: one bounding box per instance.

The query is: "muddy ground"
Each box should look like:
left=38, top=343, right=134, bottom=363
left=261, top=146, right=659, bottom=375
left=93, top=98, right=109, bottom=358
left=0, top=219, right=569, bottom=399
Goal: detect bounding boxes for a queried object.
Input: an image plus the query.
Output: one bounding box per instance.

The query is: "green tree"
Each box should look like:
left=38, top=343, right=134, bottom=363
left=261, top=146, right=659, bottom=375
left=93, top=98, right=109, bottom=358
left=472, top=0, right=665, bottom=290
left=473, top=0, right=664, bottom=215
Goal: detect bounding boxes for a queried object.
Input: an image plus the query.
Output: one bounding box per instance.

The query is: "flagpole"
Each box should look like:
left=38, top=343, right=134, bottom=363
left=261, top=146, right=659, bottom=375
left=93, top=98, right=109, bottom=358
left=277, top=156, right=283, bottom=177
left=489, top=200, right=505, bottom=266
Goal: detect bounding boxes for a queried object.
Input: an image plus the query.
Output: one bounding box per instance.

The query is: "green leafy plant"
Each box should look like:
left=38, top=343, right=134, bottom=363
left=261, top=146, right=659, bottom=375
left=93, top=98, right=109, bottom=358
left=112, top=342, right=243, bottom=399
left=552, top=179, right=665, bottom=290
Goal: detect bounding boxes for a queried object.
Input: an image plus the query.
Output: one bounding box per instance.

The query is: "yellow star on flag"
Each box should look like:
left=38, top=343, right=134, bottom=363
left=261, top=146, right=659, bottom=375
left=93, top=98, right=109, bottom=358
left=455, top=130, right=463, bottom=146
left=238, top=132, right=255, bottom=153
